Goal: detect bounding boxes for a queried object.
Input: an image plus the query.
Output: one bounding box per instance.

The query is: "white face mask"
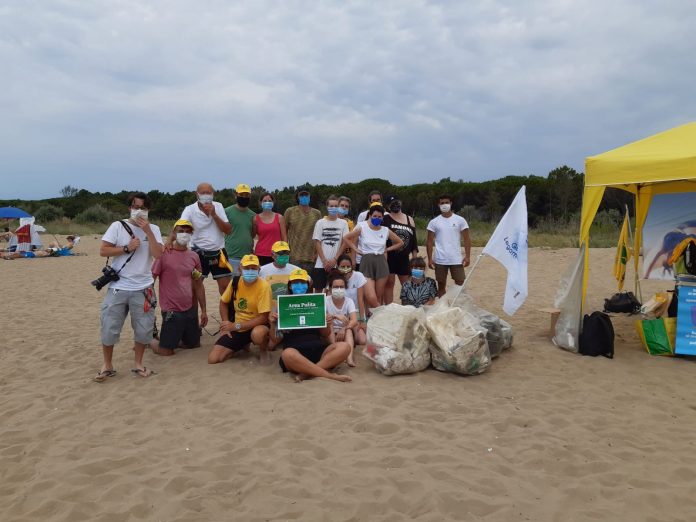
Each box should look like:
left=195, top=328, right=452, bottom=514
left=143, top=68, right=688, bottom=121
left=332, top=287, right=346, bottom=299
left=198, top=193, right=214, bottom=204
left=175, top=232, right=191, bottom=246
left=130, top=209, right=148, bottom=221
left=439, top=203, right=451, bottom=213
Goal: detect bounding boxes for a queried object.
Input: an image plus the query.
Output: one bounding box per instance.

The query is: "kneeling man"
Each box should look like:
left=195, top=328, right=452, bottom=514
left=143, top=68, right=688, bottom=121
left=208, top=254, right=272, bottom=364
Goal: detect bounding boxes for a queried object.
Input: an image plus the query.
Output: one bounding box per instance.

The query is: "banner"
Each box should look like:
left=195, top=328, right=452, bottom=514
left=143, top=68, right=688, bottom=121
left=674, top=276, right=696, bottom=356
left=481, top=186, right=528, bottom=315
left=643, top=193, right=696, bottom=280
left=613, top=213, right=631, bottom=290
left=277, top=293, right=326, bottom=329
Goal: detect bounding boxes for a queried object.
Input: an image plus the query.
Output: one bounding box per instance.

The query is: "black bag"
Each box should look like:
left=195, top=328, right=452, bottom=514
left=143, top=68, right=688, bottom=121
left=579, top=312, right=614, bottom=358
left=226, top=276, right=241, bottom=322
left=684, top=242, right=696, bottom=275
left=603, top=291, right=641, bottom=314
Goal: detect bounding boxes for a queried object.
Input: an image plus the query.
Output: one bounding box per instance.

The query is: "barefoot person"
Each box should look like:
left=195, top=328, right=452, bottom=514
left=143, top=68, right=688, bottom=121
left=150, top=219, right=207, bottom=356
left=336, top=254, right=368, bottom=346
left=325, top=272, right=358, bottom=367
left=271, top=269, right=352, bottom=382
left=208, top=254, right=272, bottom=365
left=94, top=192, right=164, bottom=381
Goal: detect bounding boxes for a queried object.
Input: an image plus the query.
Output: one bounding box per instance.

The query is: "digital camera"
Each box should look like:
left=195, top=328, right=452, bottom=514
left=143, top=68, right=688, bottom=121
left=91, top=265, right=120, bottom=291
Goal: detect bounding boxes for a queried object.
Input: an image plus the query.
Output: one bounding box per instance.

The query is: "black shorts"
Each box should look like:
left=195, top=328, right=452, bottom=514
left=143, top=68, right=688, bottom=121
left=311, top=267, right=329, bottom=291
left=194, top=247, right=233, bottom=280
left=215, top=329, right=253, bottom=352
left=387, top=252, right=411, bottom=276
left=279, top=339, right=326, bottom=372
left=257, top=255, right=274, bottom=266
left=159, top=307, right=200, bottom=349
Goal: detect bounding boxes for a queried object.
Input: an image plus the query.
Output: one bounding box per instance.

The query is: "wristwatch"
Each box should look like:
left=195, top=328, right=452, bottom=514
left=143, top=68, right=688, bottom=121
left=123, top=245, right=130, bottom=253
left=235, top=322, right=242, bottom=331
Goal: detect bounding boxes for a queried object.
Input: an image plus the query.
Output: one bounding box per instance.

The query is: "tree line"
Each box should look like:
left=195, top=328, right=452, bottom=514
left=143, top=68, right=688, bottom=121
left=0, top=166, right=632, bottom=226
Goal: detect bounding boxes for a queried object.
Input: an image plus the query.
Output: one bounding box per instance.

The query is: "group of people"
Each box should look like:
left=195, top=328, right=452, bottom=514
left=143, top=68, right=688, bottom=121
left=93, top=184, right=472, bottom=383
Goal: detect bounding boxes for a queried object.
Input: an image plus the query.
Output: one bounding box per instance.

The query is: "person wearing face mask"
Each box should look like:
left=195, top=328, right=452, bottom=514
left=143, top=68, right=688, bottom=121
left=382, top=195, right=419, bottom=305
left=208, top=254, right=272, bottom=365
left=400, top=256, right=438, bottom=307
left=426, top=194, right=472, bottom=297
left=180, top=182, right=233, bottom=295
left=283, top=187, right=321, bottom=273
left=254, top=192, right=287, bottom=266
left=149, top=219, right=207, bottom=356
left=341, top=204, right=404, bottom=309
left=335, top=254, right=368, bottom=346
left=324, top=272, right=358, bottom=366
left=269, top=269, right=352, bottom=382
left=355, top=191, right=385, bottom=270
left=94, top=192, right=164, bottom=381
left=337, top=196, right=355, bottom=231
left=224, top=183, right=257, bottom=275
left=311, top=195, right=349, bottom=292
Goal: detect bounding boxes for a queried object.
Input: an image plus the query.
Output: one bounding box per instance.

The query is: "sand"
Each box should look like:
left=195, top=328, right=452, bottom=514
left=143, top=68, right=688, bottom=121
left=2, top=237, right=696, bottom=521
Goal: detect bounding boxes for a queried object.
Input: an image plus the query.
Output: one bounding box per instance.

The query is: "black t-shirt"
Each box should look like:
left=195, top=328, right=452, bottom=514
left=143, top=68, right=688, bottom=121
left=383, top=214, right=417, bottom=258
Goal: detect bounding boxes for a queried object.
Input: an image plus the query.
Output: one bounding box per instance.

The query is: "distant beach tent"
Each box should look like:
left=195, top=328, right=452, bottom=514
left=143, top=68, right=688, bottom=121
left=580, top=122, right=696, bottom=301
left=0, top=206, right=32, bottom=219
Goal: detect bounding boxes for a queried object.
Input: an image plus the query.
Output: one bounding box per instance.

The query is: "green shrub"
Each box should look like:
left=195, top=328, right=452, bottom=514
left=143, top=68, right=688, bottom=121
left=34, top=204, right=64, bottom=222
left=75, top=204, right=118, bottom=224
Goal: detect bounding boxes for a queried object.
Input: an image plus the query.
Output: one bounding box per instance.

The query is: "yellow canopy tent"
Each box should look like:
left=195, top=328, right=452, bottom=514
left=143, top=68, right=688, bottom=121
left=580, top=122, right=696, bottom=301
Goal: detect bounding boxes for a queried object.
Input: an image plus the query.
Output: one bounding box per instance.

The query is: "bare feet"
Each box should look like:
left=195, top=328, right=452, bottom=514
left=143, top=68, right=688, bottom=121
left=347, top=356, right=356, bottom=367
left=329, top=373, right=352, bottom=382
left=293, top=373, right=308, bottom=383
left=259, top=350, right=272, bottom=366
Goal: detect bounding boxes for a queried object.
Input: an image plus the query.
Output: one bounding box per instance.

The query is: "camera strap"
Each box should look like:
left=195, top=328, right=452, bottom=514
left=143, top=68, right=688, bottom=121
left=104, top=220, right=137, bottom=273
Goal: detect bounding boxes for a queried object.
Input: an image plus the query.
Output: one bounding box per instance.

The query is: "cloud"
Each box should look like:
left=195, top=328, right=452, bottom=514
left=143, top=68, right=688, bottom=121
left=1, top=0, right=696, bottom=198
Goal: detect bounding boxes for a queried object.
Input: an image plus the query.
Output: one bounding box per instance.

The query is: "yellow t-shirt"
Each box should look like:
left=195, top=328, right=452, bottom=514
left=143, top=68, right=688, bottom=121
left=220, top=277, right=272, bottom=328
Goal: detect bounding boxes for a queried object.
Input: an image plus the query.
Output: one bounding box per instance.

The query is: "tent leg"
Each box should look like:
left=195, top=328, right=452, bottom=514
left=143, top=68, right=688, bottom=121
left=625, top=204, right=643, bottom=302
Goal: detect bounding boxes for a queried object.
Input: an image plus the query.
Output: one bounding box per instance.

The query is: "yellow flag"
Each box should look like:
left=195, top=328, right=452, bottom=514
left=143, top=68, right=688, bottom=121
left=613, top=214, right=631, bottom=290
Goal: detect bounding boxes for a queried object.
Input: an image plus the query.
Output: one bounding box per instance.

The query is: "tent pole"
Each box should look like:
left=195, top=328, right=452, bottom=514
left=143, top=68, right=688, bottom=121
left=625, top=204, right=643, bottom=302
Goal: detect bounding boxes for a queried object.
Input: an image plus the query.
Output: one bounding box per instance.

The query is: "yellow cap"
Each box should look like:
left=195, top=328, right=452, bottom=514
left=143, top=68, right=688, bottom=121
left=240, top=254, right=260, bottom=267
left=173, top=219, right=194, bottom=229
left=271, top=240, right=290, bottom=253
left=236, top=183, right=251, bottom=194
left=288, top=268, right=309, bottom=282
left=369, top=201, right=383, bottom=208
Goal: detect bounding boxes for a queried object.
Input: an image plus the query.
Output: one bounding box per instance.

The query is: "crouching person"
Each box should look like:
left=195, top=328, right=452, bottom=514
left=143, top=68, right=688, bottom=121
left=208, top=254, right=272, bottom=365
left=150, top=219, right=207, bottom=356
left=271, top=269, right=352, bottom=382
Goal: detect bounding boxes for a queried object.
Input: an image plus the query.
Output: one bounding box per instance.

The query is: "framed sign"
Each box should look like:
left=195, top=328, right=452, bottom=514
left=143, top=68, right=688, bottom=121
left=277, top=293, right=326, bottom=330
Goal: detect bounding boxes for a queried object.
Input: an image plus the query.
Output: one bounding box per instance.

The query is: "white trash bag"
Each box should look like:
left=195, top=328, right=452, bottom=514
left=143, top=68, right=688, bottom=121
left=425, top=307, right=491, bottom=375
left=448, top=288, right=512, bottom=357
left=363, top=304, right=431, bottom=376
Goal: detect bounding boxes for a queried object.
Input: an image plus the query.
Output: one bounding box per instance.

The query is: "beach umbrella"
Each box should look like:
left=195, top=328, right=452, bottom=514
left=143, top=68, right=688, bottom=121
left=0, top=206, right=32, bottom=219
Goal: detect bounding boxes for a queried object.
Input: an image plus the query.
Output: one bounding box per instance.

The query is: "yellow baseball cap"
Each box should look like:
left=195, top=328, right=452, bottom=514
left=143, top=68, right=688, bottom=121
left=288, top=268, right=309, bottom=282
left=236, top=183, right=251, bottom=194
left=240, top=254, right=260, bottom=267
left=173, top=219, right=194, bottom=229
left=271, top=241, right=290, bottom=253
left=369, top=201, right=383, bottom=208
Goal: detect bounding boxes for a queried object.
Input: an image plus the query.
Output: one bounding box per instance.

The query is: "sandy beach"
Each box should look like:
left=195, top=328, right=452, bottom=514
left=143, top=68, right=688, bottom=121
left=2, top=237, right=695, bottom=521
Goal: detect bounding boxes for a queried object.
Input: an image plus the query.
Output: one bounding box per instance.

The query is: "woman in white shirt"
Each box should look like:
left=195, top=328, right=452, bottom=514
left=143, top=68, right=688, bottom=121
left=341, top=204, right=403, bottom=308
left=336, top=254, right=368, bottom=346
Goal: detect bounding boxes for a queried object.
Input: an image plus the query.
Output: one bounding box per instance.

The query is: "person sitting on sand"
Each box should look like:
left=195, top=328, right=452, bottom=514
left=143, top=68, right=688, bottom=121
left=270, top=268, right=352, bottom=382
left=150, top=219, right=207, bottom=356
left=324, top=272, right=358, bottom=367
left=400, top=256, right=438, bottom=307
left=208, top=254, right=272, bottom=365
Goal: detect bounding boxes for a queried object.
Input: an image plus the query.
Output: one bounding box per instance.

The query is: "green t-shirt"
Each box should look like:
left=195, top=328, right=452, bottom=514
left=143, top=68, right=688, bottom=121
left=224, top=205, right=256, bottom=259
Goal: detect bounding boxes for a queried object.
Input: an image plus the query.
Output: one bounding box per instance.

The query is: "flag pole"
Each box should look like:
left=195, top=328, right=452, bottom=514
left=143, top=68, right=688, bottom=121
left=624, top=204, right=643, bottom=302
left=450, top=252, right=485, bottom=303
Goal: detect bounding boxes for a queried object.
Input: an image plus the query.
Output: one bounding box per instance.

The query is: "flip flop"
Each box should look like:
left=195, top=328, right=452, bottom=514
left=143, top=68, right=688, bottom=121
left=130, top=367, right=156, bottom=378
left=93, top=369, right=117, bottom=382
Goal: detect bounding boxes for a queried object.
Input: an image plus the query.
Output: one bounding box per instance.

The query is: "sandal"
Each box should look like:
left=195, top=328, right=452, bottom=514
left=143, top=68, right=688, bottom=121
left=93, top=369, right=117, bottom=382
left=130, top=367, right=156, bottom=378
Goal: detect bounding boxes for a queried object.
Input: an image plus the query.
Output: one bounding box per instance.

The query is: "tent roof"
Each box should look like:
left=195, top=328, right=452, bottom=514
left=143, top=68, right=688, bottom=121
left=585, top=122, right=696, bottom=187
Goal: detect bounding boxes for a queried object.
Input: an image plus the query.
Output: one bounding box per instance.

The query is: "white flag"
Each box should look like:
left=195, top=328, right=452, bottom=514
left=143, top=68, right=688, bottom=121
left=481, top=186, right=528, bottom=315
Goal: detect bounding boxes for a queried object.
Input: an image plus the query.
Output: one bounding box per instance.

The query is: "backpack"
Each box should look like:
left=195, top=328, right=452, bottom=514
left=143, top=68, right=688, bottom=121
left=579, top=312, right=614, bottom=358
left=685, top=242, right=696, bottom=276
left=603, top=291, right=641, bottom=314
left=226, top=276, right=241, bottom=322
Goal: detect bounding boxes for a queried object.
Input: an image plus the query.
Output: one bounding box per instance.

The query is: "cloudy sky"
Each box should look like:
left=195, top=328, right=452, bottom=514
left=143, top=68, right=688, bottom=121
left=1, top=0, right=695, bottom=199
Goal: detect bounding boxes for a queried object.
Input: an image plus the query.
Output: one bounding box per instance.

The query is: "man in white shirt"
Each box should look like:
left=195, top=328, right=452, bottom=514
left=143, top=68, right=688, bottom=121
left=312, top=195, right=349, bottom=291
left=426, top=194, right=472, bottom=297
left=180, top=182, right=233, bottom=295
left=94, top=192, right=164, bottom=382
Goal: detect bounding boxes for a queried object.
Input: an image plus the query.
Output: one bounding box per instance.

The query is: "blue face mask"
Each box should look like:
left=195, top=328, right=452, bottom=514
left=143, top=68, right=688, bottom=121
left=242, top=269, right=258, bottom=283
left=261, top=201, right=274, bottom=211
left=291, top=282, right=309, bottom=294
left=338, top=207, right=349, bottom=216
left=327, top=207, right=339, bottom=216
left=298, top=195, right=310, bottom=206
left=411, top=268, right=425, bottom=279
left=370, top=217, right=382, bottom=226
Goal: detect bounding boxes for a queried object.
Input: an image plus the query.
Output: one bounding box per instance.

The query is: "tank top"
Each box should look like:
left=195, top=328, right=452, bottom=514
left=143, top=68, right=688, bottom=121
left=255, top=213, right=281, bottom=257
left=383, top=214, right=416, bottom=258
left=357, top=222, right=388, bottom=255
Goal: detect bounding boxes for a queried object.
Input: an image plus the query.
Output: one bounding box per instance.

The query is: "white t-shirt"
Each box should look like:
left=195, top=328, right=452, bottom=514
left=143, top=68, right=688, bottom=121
left=357, top=210, right=389, bottom=223
left=325, top=295, right=357, bottom=330
left=345, top=270, right=367, bottom=311
left=355, top=222, right=389, bottom=255
left=312, top=217, right=349, bottom=268
left=259, top=262, right=300, bottom=300
left=426, top=214, right=469, bottom=265
left=102, top=220, right=163, bottom=291
left=180, top=201, right=229, bottom=251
